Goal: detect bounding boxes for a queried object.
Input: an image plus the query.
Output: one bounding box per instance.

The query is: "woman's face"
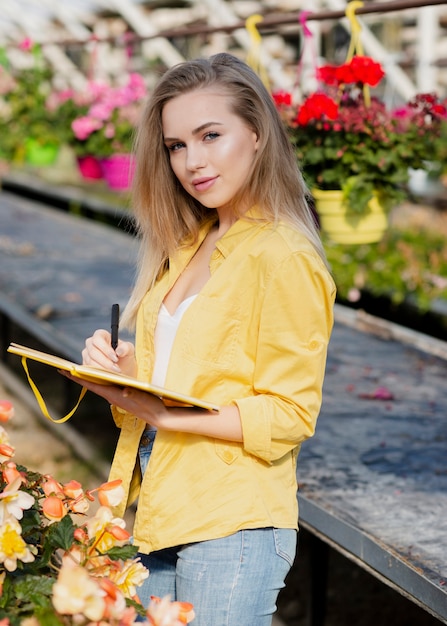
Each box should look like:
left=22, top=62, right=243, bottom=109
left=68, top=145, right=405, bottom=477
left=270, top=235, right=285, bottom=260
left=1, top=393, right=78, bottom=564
left=162, top=89, right=259, bottom=214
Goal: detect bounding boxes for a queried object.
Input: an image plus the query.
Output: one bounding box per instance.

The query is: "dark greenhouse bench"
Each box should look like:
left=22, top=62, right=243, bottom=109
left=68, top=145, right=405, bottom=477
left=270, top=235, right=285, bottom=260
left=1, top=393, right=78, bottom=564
left=297, top=307, right=447, bottom=625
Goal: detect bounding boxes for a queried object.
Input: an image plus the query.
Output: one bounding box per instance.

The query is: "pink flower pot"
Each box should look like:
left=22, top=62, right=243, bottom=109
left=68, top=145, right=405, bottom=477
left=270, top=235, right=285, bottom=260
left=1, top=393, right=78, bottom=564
left=100, top=154, right=135, bottom=190
left=76, top=155, right=103, bottom=180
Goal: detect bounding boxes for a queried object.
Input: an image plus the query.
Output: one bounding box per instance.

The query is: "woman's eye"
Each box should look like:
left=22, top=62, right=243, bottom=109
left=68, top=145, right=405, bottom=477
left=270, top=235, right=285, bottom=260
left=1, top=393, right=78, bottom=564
left=204, top=132, right=220, bottom=141
left=167, top=142, right=184, bottom=152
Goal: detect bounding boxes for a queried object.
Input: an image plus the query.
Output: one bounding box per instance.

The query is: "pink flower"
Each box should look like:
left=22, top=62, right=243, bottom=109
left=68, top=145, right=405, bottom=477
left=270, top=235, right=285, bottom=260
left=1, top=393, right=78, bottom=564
left=89, top=102, right=114, bottom=121
left=19, top=38, right=33, bottom=51
left=72, top=116, right=103, bottom=140
left=103, top=123, right=116, bottom=139
left=127, top=73, right=147, bottom=99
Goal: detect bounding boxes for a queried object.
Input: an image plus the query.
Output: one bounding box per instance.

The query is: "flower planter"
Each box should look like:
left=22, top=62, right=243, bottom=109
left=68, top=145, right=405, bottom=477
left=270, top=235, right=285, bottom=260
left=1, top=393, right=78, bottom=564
left=313, top=189, right=388, bottom=244
left=100, top=154, right=135, bottom=190
left=76, top=155, right=103, bottom=180
left=24, top=138, right=59, bottom=166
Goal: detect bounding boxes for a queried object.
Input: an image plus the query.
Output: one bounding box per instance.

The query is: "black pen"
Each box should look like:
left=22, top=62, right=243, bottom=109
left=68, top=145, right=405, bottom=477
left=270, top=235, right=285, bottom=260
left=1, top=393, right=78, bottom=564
left=111, top=303, right=120, bottom=350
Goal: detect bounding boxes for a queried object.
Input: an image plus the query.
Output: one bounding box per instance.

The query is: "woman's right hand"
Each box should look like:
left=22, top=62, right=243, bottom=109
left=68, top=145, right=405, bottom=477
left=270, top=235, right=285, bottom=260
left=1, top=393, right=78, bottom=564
left=82, top=329, right=137, bottom=377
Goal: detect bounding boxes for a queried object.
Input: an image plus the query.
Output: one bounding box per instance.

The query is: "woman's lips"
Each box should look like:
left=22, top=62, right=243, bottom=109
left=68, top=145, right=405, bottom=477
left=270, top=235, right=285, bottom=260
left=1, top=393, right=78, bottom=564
left=192, top=176, right=217, bottom=192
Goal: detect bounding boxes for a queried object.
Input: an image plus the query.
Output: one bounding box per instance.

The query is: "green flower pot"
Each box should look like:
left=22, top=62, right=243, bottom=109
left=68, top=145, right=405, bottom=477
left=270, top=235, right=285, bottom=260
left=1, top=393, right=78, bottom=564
left=24, top=138, right=59, bottom=166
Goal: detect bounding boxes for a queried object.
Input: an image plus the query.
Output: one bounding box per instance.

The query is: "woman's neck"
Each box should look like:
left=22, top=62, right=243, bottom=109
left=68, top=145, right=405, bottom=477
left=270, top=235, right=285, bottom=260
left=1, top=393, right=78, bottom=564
left=215, top=202, right=248, bottom=237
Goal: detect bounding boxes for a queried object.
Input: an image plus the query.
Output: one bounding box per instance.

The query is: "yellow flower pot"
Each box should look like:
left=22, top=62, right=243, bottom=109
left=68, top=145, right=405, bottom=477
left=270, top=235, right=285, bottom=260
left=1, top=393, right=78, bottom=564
left=313, top=189, right=388, bottom=244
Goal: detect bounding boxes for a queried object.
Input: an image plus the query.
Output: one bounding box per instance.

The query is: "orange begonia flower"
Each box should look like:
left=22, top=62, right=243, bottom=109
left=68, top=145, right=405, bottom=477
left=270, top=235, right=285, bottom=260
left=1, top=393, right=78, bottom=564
left=97, top=479, right=125, bottom=507
left=42, top=496, right=67, bottom=522
left=0, top=444, right=15, bottom=462
left=63, top=480, right=84, bottom=499
left=73, top=527, right=88, bottom=543
left=2, top=462, right=23, bottom=485
left=42, top=476, right=64, bottom=497
left=0, top=401, right=14, bottom=423
left=109, top=525, right=131, bottom=542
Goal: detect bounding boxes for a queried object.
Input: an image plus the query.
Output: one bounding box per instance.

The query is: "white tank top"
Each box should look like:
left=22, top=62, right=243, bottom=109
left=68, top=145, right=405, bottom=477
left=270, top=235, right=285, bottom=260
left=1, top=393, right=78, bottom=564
left=151, top=294, right=197, bottom=388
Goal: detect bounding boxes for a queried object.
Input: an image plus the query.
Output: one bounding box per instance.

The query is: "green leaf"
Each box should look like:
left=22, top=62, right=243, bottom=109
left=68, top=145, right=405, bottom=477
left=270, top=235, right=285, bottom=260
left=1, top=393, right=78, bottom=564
left=13, top=574, right=55, bottom=601
left=33, top=606, right=66, bottom=625
left=47, top=515, right=75, bottom=551
left=103, top=544, right=139, bottom=561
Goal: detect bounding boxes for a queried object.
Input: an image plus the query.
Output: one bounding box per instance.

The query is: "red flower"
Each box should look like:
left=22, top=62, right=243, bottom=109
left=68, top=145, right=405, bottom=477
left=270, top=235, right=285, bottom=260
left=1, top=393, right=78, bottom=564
left=316, top=65, right=339, bottom=86
left=295, top=93, right=339, bottom=125
left=272, top=90, right=292, bottom=107
left=317, top=57, right=385, bottom=87
left=337, top=56, right=385, bottom=87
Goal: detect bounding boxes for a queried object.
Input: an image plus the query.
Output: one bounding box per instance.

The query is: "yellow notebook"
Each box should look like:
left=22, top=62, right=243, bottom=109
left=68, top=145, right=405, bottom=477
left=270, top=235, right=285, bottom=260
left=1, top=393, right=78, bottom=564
left=7, top=342, right=220, bottom=423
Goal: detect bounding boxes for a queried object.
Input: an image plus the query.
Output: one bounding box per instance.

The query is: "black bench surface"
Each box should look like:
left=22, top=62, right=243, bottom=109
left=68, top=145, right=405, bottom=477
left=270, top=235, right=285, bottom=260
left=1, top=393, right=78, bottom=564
left=298, top=310, right=447, bottom=623
left=0, top=190, right=137, bottom=360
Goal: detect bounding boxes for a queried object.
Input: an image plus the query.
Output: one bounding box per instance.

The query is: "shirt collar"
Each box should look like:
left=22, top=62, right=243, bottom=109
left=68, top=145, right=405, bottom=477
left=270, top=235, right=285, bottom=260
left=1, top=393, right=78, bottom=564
left=170, top=206, right=267, bottom=274
left=215, top=206, right=267, bottom=258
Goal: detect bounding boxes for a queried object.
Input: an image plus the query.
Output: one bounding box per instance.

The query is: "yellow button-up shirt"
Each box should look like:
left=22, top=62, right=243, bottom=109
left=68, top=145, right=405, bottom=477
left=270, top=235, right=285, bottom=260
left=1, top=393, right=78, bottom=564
left=109, top=212, right=336, bottom=554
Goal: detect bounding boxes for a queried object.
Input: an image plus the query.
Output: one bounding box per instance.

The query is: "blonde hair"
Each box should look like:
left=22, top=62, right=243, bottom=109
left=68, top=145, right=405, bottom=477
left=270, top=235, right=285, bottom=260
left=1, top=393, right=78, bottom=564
left=122, top=52, right=325, bottom=328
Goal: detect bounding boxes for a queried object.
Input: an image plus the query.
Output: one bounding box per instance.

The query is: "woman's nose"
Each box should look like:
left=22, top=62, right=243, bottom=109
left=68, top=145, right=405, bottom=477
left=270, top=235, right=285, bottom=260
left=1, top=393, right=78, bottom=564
left=185, top=144, right=206, bottom=170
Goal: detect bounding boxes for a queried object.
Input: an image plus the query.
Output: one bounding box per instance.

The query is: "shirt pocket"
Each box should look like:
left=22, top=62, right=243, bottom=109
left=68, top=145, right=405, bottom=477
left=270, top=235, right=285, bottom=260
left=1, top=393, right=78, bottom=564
left=215, top=442, right=241, bottom=465
left=180, top=296, right=241, bottom=371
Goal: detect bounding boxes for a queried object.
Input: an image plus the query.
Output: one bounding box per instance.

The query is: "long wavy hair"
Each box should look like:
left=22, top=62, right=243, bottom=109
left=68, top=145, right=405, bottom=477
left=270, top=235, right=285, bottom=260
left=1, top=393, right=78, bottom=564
left=122, top=52, right=325, bottom=328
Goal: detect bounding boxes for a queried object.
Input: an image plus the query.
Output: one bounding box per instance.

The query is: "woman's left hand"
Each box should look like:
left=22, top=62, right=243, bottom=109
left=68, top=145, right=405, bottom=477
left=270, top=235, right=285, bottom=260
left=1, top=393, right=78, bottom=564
left=59, top=371, right=170, bottom=429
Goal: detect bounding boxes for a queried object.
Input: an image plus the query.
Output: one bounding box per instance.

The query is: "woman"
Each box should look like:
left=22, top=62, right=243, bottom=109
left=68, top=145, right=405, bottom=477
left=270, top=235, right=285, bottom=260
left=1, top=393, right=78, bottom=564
left=69, top=53, right=335, bottom=625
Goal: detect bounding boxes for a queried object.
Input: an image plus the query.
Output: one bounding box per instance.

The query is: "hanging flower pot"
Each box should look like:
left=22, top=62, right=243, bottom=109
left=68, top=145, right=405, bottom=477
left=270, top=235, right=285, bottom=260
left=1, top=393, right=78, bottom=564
left=76, top=155, right=103, bottom=180
left=313, top=188, right=388, bottom=245
left=24, top=138, right=59, bottom=166
left=100, top=153, right=135, bottom=190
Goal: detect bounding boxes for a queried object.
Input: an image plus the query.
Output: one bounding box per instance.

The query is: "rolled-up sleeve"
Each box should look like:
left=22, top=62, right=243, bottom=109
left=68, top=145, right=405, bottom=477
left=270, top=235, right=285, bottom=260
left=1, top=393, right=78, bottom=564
left=235, top=251, right=335, bottom=463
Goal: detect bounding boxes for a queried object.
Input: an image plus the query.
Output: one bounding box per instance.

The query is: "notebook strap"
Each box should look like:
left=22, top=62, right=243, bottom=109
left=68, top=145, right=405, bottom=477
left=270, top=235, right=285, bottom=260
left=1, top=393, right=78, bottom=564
left=21, top=356, right=87, bottom=423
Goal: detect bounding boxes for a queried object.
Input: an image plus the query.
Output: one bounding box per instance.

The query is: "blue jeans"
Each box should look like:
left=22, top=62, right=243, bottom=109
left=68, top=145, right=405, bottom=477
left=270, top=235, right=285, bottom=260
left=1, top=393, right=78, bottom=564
left=138, top=428, right=156, bottom=475
left=136, top=433, right=297, bottom=625
left=137, top=529, right=296, bottom=626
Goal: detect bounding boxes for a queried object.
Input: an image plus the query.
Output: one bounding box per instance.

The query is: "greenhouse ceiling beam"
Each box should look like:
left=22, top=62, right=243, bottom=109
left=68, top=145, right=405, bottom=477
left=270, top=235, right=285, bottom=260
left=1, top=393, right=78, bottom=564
left=417, top=6, right=440, bottom=91
left=103, top=0, right=184, bottom=67
left=192, top=0, right=291, bottom=89
left=26, top=0, right=92, bottom=41
left=13, top=0, right=447, bottom=53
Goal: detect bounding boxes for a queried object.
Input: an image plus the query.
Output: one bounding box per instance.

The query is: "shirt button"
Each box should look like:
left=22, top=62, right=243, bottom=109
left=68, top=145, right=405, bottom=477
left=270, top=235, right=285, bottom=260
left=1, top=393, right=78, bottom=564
left=140, top=435, right=150, bottom=447
left=223, top=451, right=233, bottom=463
